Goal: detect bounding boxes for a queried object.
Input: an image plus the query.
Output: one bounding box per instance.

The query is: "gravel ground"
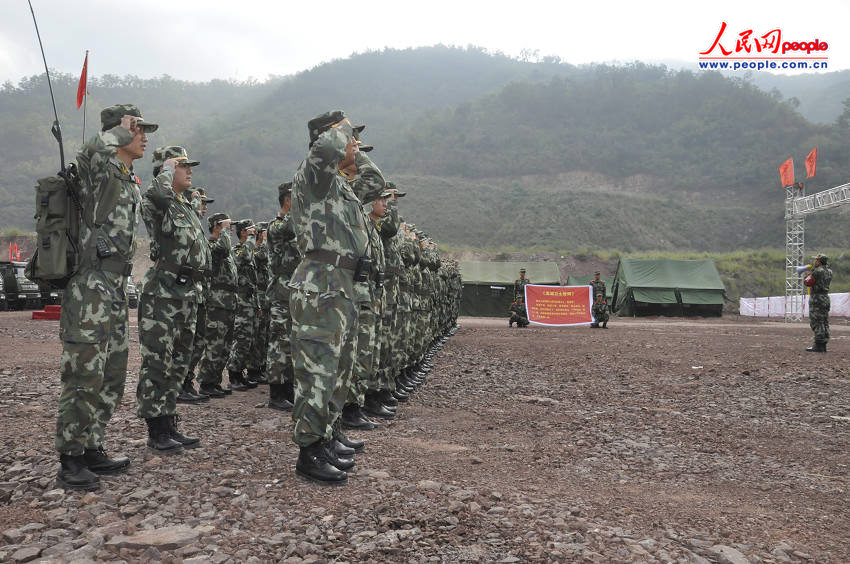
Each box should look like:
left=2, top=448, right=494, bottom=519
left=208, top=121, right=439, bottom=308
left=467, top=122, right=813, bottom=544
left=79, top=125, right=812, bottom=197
left=0, top=311, right=848, bottom=563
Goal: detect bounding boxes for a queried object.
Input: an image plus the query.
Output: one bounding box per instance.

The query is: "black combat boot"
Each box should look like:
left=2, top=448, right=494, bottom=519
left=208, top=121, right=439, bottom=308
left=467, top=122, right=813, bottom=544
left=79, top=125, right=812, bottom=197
left=218, top=383, right=233, bottom=395
left=176, top=378, right=203, bottom=404
left=199, top=383, right=225, bottom=398
left=168, top=415, right=201, bottom=449
left=246, top=368, right=266, bottom=386
left=333, top=425, right=365, bottom=453
left=806, top=341, right=827, bottom=353
left=56, top=454, right=100, bottom=491
left=341, top=403, right=380, bottom=430
left=363, top=392, right=396, bottom=419
left=146, top=416, right=184, bottom=455
left=602, top=321, right=608, bottom=329
left=268, top=383, right=294, bottom=411
left=323, top=440, right=355, bottom=471
left=329, top=437, right=356, bottom=457
left=380, top=388, right=399, bottom=408
left=295, top=441, right=348, bottom=485
left=83, top=446, right=130, bottom=474
left=190, top=378, right=211, bottom=401
left=229, top=370, right=249, bottom=391
left=282, top=379, right=295, bottom=404
left=393, top=385, right=410, bottom=402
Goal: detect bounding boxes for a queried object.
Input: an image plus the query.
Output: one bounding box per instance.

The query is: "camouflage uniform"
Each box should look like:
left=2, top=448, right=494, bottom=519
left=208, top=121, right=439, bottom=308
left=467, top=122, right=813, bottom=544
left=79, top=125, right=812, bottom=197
left=589, top=277, right=606, bottom=300
left=252, top=238, right=271, bottom=376
left=56, top=124, right=141, bottom=456
left=198, top=224, right=238, bottom=387
left=514, top=273, right=530, bottom=300
left=266, top=213, right=300, bottom=385
left=226, top=229, right=260, bottom=375
left=289, top=123, right=370, bottom=447
left=809, top=261, right=832, bottom=345
left=591, top=297, right=609, bottom=328
left=136, top=147, right=210, bottom=419
left=378, top=199, right=403, bottom=392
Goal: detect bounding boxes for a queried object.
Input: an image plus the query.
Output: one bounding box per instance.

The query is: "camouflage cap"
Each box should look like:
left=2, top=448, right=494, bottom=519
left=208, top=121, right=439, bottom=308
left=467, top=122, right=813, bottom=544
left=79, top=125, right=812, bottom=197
left=308, top=110, right=347, bottom=145
left=594, top=270, right=601, bottom=275
left=196, top=187, right=214, bottom=203
left=386, top=181, right=406, bottom=198
left=152, top=146, right=200, bottom=170
left=520, top=268, right=527, bottom=272
left=208, top=212, right=229, bottom=230
left=234, top=219, right=255, bottom=234
left=100, top=104, right=158, bottom=132
left=812, top=253, right=829, bottom=262
left=278, top=182, right=293, bottom=196
left=257, top=221, right=269, bottom=232
left=596, top=292, right=603, bottom=298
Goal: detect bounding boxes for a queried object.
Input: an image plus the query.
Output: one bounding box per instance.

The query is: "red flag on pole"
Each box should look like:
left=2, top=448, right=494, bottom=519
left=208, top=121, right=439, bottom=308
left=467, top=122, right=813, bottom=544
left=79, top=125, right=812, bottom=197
left=778, top=157, right=795, bottom=187
left=76, top=52, right=88, bottom=109
left=805, top=147, right=818, bottom=178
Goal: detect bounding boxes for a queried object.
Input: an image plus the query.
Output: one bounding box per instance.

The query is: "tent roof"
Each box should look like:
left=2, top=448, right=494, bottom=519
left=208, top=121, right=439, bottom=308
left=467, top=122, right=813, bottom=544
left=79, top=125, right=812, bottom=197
left=565, top=275, right=613, bottom=287
left=615, top=258, right=725, bottom=290
left=459, top=261, right=561, bottom=285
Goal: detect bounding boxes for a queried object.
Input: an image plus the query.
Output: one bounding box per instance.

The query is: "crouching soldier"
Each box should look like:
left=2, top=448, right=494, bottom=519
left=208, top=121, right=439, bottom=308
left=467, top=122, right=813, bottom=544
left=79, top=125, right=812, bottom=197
left=508, top=295, right=530, bottom=328
left=591, top=293, right=609, bottom=329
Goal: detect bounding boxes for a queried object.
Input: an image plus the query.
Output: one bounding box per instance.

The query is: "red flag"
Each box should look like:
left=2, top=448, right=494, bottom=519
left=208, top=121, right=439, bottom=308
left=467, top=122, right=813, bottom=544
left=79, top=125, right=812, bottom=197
left=778, top=157, right=795, bottom=187
left=805, top=147, right=818, bottom=178
left=76, top=52, right=88, bottom=109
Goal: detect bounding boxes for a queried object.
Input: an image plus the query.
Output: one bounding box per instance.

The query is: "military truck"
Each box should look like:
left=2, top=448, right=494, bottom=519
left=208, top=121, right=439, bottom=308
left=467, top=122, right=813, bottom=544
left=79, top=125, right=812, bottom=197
left=0, top=261, right=42, bottom=310
left=38, top=281, right=62, bottom=308
left=0, top=275, right=7, bottom=311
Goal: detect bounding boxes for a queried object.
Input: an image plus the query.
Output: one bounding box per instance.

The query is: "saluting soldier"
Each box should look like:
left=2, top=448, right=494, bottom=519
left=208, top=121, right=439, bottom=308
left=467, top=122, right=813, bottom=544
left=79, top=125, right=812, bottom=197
left=136, top=146, right=210, bottom=454
left=55, top=105, right=155, bottom=490
left=288, top=110, right=370, bottom=485
left=265, top=183, right=300, bottom=411
left=197, top=213, right=238, bottom=397
left=226, top=220, right=261, bottom=391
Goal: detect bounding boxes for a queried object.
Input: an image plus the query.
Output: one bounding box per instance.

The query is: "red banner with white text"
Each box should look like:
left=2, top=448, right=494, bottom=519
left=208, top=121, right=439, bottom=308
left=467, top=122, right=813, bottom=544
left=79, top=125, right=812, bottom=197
left=524, top=284, right=593, bottom=326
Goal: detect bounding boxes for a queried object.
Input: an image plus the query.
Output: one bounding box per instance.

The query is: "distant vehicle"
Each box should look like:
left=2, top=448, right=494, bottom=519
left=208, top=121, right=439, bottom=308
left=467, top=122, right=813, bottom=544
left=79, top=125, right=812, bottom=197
left=127, top=275, right=139, bottom=308
left=0, top=275, right=7, bottom=311
left=38, top=281, right=62, bottom=308
left=0, top=261, right=42, bottom=310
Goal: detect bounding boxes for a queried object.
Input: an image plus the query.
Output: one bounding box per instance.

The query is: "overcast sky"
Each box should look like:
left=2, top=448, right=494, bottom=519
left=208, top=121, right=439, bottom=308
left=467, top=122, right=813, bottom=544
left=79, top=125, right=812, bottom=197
left=3, top=0, right=849, bottom=84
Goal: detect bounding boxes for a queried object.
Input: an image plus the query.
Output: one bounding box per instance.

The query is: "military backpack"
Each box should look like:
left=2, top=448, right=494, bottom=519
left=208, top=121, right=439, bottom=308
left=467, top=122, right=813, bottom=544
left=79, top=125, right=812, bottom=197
left=25, top=165, right=88, bottom=289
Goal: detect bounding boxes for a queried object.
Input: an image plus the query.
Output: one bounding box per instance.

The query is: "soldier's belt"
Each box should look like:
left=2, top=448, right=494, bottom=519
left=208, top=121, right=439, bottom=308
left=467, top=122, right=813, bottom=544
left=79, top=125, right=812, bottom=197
left=305, top=249, right=360, bottom=271
left=154, top=260, right=208, bottom=282
left=211, top=282, right=237, bottom=292
left=97, top=257, right=133, bottom=276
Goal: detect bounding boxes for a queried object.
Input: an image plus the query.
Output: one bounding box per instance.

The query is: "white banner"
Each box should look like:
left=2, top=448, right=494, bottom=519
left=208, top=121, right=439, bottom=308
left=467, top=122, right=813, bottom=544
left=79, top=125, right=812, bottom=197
left=739, top=292, right=850, bottom=317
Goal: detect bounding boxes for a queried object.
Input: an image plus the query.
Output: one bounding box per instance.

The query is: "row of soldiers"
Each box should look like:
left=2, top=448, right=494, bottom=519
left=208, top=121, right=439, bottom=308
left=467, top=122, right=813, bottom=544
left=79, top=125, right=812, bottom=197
left=53, top=103, right=462, bottom=491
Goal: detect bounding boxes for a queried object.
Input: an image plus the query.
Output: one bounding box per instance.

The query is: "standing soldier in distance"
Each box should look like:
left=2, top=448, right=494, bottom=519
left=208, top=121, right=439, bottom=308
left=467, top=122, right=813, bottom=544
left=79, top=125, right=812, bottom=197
left=55, top=105, right=156, bottom=490
left=226, top=220, right=261, bottom=390
left=197, top=213, right=238, bottom=397
left=514, top=267, right=530, bottom=300
left=249, top=222, right=271, bottom=385
left=805, top=253, right=832, bottom=352
left=589, top=271, right=606, bottom=301
left=136, top=146, right=209, bottom=454
left=289, top=110, right=370, bottom=485
left=265, top=183, right=299, bottom=411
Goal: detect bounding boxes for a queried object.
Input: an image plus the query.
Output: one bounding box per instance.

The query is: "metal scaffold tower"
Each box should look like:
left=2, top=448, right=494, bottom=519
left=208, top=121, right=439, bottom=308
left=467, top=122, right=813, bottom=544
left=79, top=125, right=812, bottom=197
left=784, top=181, right=850, bottom=322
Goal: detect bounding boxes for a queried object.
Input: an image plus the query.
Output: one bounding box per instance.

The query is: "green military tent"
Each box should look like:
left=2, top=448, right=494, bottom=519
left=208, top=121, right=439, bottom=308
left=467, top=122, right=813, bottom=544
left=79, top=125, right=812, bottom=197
left=459, top=261, right=561, bottom=317
left=565, top=275, right=613, bottom=301
left=611, top=258, right=726, bottom=317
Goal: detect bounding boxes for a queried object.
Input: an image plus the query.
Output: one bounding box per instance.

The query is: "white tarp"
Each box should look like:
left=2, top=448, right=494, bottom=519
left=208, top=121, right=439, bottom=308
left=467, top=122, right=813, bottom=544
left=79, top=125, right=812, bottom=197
left=739, top=292, right=850, bottom=317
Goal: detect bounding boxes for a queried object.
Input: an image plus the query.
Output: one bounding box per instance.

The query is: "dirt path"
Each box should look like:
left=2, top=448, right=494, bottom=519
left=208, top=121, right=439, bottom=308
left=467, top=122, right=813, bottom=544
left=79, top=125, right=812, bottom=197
left=0, top=311, right=847, bottom=562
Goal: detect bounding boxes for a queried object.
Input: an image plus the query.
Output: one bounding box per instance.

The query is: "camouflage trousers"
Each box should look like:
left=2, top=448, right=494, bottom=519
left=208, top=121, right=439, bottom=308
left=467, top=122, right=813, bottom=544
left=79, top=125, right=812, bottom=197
left=252, top=300, right=271, bottom=372
left=266, top=287, right=293, bottom=386
left=198, top=306, right=236, bottom=386
left=136, top=294, right=198, bottom=419
left=810, top=294, right=830, bottom=343
left=377, top=303, right=398, bottom=390
left=187, top=300, right=207, bottom=377
left=226, top=298, right=260, bottom=373
left=290, top=288, right=358, bottom=447
left=346, top=301, right=382, bottom=406
left=55, top=271, right=129, bottom=455
left=413, top=308, right=431, bottom=363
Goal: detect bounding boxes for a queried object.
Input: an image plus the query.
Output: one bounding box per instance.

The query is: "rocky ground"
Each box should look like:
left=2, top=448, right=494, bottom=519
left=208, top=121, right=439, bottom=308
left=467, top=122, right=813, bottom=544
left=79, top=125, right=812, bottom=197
left=0, top=311, right=848, bottom=563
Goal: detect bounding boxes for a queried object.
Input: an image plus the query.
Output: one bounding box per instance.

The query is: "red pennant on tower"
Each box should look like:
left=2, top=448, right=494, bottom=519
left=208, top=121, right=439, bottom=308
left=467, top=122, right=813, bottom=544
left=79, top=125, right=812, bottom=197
left=805, top=147, right=818, bottom=178
left=76, top=52, right=88, bottom=109
left=778, top=157, right=794, bottom=187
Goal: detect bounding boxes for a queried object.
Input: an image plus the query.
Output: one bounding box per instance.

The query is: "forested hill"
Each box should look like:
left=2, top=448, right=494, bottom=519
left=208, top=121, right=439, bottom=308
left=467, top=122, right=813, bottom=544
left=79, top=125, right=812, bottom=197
left=2, top=46, right=849, bottom=252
